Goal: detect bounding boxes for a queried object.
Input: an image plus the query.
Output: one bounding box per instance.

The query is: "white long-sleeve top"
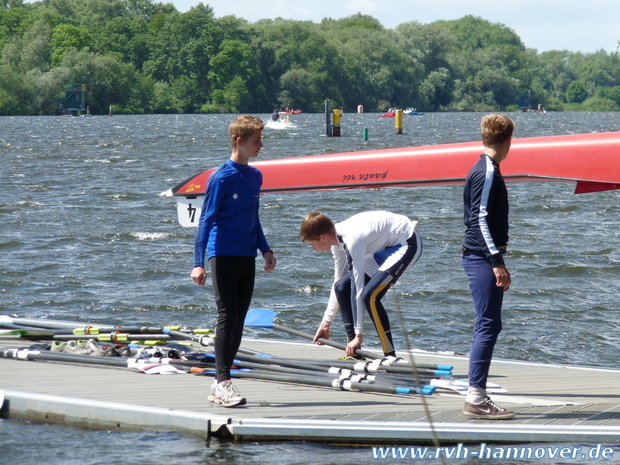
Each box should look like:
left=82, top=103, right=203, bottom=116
left=323, top=211, right=417, bottom=335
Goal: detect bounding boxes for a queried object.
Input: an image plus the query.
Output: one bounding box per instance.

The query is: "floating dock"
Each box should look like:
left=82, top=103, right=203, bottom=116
left=2, top=338, right=620, bottom=444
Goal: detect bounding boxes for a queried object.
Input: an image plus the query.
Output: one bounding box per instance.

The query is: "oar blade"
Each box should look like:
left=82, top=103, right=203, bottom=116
left=244, top=308, right=277, bottom=328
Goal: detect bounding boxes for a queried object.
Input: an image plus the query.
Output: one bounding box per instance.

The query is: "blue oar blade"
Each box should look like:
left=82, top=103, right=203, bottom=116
left=437, top=365, right=453, bottom=371
left=244, top=308, right=277, bottom=328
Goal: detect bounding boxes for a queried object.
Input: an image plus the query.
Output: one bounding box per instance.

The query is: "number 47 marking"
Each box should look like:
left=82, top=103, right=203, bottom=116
left=175, top=196, right=203, bottom=227
left=187, top=203, right=197, bottom=223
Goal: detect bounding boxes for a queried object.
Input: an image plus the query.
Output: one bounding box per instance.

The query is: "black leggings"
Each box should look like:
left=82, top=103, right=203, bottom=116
left=210, top=256, right=255, bottom=381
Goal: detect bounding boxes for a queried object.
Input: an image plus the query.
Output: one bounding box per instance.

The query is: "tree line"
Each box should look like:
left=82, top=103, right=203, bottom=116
left=1, top=0, right=620, bottom=115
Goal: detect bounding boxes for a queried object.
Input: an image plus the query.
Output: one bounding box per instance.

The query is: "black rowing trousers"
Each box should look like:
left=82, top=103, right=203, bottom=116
left=209, top=255, right=255, bottom=381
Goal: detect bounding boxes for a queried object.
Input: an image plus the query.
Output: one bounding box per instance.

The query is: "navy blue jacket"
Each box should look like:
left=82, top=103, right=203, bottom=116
left=462, top=154, right=509, bottom=267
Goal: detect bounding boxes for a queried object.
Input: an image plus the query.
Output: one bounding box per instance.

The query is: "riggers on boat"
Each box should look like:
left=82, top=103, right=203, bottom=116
left=161, top=131, right=620, bottom=227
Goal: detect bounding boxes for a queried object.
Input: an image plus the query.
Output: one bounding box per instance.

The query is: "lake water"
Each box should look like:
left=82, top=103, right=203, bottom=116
left=1, top=111, right=619, bottom=464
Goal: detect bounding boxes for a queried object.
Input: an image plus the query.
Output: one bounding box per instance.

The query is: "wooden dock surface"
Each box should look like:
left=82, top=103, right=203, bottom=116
left=2, top=337, right=620, bottom=444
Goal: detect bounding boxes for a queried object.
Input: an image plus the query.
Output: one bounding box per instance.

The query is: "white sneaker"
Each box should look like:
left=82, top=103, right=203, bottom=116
left=463, top=396, right=515, bottom=420
left=208, top=380, right=246, bottom=407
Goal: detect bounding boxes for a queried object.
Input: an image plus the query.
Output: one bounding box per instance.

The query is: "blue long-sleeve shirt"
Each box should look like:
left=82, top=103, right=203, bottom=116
left=462, top=154, right=509, bottom=267
left=193, top=159, right=270, bottom=267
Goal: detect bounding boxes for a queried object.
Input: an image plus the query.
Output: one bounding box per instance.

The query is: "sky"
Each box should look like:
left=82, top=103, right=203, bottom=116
left=169, top=0, right=620, bottom=55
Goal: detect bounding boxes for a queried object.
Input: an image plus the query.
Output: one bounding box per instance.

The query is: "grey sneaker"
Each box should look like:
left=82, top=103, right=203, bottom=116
left=208, top=381, right=246, bottom=407
left=463, top=397, right=515, bottom=420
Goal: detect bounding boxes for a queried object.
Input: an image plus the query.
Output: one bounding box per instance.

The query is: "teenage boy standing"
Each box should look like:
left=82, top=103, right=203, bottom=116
left=462, top=113, right=515, bottom=420
left=192, top=115, right=276, bottom=407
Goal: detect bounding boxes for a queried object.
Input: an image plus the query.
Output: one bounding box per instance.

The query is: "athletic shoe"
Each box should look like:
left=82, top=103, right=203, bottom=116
left=463, top=397, right=515, bottom=420
left=208, top=380, right=246, bottom=407
left=339, top=354, right=366, bottom=361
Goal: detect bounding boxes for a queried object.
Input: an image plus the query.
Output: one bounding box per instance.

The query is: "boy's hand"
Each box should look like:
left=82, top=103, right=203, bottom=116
left=263, top=251, right=276, bottom=271
left=313, top=320, right=331, bottom=344
left=191, top=266, right=207, bottom=286
left=346, top=334, right=363, bottom=356
left=493, top=265, right=511, bottom=291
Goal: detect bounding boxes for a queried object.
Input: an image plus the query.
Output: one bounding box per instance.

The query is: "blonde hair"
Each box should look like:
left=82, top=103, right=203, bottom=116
left=480, top=113, right=514, bottom=147
left=299, top=211, right=335, bottom=242
left=229, top=115, right=264, bottom=148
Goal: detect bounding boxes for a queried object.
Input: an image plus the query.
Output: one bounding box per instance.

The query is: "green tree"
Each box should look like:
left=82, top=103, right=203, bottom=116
left=530, top=50, right=579, bottom=103
left=580, top=96, right=619, bottom=111
left=0, top=63, right=35, bottom=115
left=249, top=18, right=344, bottom=111
left=596, top=85, right=620, bottom=105
left=1, top=20, right=52, bottom=72
left=209, top=75, right=250, bottom=113
left=0, top=5, right=34, bottom=51
left=437, top=15, right=527, bottom=73
left=28, top=65, right=72, bottom=114
left=447, top=47, right=519, bottom=110
left=575, top=50, right=620, bottom=89
left=50, top=23, right=92, bottom=66
left=59, top=47, right=145, bottom=113
left=92, top=16, right=151, bottom=69
left=417, top=68, right=452, bottom=111
left=69, top=0, right=127, bottom=30
left=208, top=39, right=253, bottom=90
left=3, top=2, right=620, bottom=115
left=320, top=14, right=419, bottom=111
left=143, top=3, right=218, bottom=99
left=565, top=80, right=588, bottom=103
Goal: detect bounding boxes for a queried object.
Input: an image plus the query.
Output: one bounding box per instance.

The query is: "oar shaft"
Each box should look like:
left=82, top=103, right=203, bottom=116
left=232, top=351, right=328, bottom=373
left=0, top=348, right=128, bottom=367
left=236, top=361, right=345, bottom=379
left=0, top=316, right=121, bottom=329
left=52, top=333, right=173, bottom=342
left=271, top=323, right=452, bottom=375
left=272, top=323, right=380, bottom=359
left=0, top=348, right=214, bottom=371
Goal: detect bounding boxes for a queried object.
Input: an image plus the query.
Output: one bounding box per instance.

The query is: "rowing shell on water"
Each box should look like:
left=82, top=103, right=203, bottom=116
left=161, top=131, right=620, bottom=226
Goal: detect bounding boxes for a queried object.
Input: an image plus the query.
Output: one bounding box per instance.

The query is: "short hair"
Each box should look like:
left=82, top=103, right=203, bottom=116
left=300, top=211, right=336, bottom=242
left=229, top=115, right=264, bottom=148
left=480, top=113, right=514, bottom=147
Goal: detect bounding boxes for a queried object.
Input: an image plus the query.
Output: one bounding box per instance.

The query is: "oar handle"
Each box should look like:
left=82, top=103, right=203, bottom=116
left=272, top=323, right=379, bottom=359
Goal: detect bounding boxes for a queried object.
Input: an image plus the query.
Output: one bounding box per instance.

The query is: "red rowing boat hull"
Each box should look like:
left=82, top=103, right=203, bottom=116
left=169, top=131, right=620, bottom=198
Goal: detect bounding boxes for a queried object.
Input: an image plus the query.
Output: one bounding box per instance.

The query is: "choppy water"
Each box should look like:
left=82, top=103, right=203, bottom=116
left=1, top=112, right=619, bottom=464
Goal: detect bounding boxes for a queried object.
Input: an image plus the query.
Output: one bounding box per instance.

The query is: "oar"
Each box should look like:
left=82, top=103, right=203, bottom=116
left=232, top=352, right=396, bottom=383
left=234, top=350, right=450, bottom=377
left=51, top=333, right=190, bottom=343
left=245, top=308, right=382, bottom=359
left=0, top=321, right=174, bottom=336
left=0, top=348, right=209, bottom=374
left=0, top=315, right=210, bottom=340
left=307, top=357, right=453, bottom=372
left=194, top=345, right=437, bottom=393
left=0, top=315, right=128, bottom=330
left=244, top=308, right=454, bottom=374
left=199, top=369, right=434, bottom=395
left=4, top=327, right=211, bottom=346
left=320, top=359, right=451, bottom=377
left=0, top=328, right=56, bottom=338
left=226, top=349, right=445, bottom=395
